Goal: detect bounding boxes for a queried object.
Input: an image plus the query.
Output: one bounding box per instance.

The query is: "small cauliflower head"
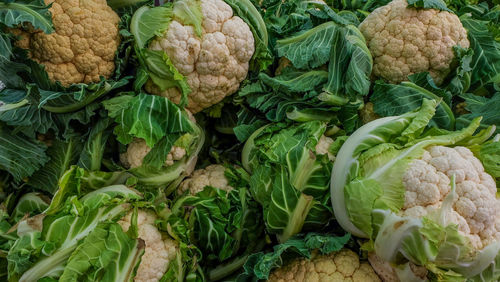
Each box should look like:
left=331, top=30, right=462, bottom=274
left=268, top=249, right=381, bottom=282
left=118, top=210, right=178, bottom=282
left=359, top=0, right=469, bottom=85
left=401, top=146, right=500, bottom=250
left=15, top=0, right=121, bottom=86
left=178, top=164, right=233, bottom=195
left=146, top=0, right=255, bottom=113
left=120, top=138, right=186, bottom=169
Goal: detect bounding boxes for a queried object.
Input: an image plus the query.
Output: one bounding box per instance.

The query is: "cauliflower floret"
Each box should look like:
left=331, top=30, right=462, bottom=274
left=401, top=146, right=500, bottom=249
left=178, top=164, right=233, bottom=195
left=15, top=0, right=120, bottom=86
left=145, top=0, right=255, bottom=113
left=359, top=0, right=469, bottom=85
left=120, top=138, right=186, bottom=169
left=367, top=252, right=428, bottom=282
left=360, top=102, right=380, bottom=124
left=268, top=249, right=381, bottom=282
left=118, top=210, right=178, bottom=282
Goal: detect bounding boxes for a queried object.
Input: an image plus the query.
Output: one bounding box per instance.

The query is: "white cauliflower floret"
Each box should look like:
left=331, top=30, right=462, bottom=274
left=146, top=0, right=255, bottom=113
left=268, top=249, right=381, bottom=282
left=118, top=210, right=178, bottom=282
left=401, top=146, right=500, bottom=249
left=359, top=0, right=469, bottom=85
left=178, top=164, right=233, bottom=195
left=120, top=138, right=186, bottom=169
left=367, top=252, right=428, bottom=282
left=315, top=135, right=335, bottom=161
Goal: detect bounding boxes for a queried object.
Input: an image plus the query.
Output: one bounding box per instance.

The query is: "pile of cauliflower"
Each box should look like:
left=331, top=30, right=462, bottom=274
left=145, top=0, right=255, bottom=113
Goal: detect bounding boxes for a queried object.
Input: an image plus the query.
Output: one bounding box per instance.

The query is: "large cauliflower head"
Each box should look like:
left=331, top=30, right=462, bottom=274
left=120, top=138, right=186, bottom=169
left=178, top=164, right=233, bottom=195
left=268, top=249, right=381, bottom=282
left=118, top=210, right=178, bottom=282
left=359, top=0, right=469, bottom=85
left=14, top=0, right=120, bottom=87
left=402, top=146, right=500, bottom=250
left=145, top=0, right=255, bottom=113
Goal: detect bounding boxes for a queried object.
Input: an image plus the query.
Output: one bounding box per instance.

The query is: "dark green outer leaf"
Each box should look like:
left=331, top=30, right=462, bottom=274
left=0, top=0, right=53, bottom=33
left=0, top=125, right=48, bottom=181
left=28, top=137, right=83, bottom=194
left=371, top=81, right=455, bottom=130
left=456, top=92, right=500, bottom=133
left=461, top=16, right=500, bottom=90
left=276, top=21, right=338, bottom=69
left=103, top=93, right=194, bottom=147
left=237, top=233, right=350, bottom=281
left=406, top=0, right=453, bottom=12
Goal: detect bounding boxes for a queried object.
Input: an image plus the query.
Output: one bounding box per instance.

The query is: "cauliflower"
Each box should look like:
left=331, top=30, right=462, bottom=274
left=268, top=249, right=381, bottom=282
left=367, top=253, right=428, bottom=282
left=120, top=138, right=186, bottom=169
left=359, top=0, right=469, bottom=85
left=14, top=0, right=121, bottom=86
left=359, top=102, right=380, bottom=124
left=401, top=146, right=499, bottom=250
left=145, top=0, right=255, bottom=113
left=118, top=210, right=178, bottom=282
left=178, top=164, right=233, bottom=195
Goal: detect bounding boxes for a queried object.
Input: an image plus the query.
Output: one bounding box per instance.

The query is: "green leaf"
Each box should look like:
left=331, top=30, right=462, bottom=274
left=141, top=49, right=191, bottom=106
left=103, top=93, right=194, bottom=148
left=371, top=81, right=455, bottom=130
left=0, top=125, right=49, bottom=181
left=238, top=233, right=350, bottom=280
left=173, top=0, right=203, bottom=38
left=77, top=118, right=113, bottom=171
left=406, top=0, right=453, bottom=12
left=142, top=133, right=182, bottom=169
left=59, top=222, right=144, bottom=282
left=456, top=93, right=500, bottom=133
left=8, top=184, right=140, bottom=281
left=460, top=16, right=500, bottom=90
left=324, top=25, right=372, bottom=99
left=276, top=22, right=338, bottom=69
left=28, top=137, right=83, bottom=194
left=11, top=192, right=50, bottom=223
left=0, top=0, right=53, bottom=33
left=130, top=5, right=172, bottom=49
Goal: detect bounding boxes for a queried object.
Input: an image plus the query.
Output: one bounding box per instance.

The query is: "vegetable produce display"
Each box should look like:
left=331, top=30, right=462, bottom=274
left=0, top=0, right=498, bottom=281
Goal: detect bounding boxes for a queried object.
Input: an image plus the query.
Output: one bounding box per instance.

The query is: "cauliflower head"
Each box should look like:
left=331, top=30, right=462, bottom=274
left=120, top=138, right=187, bottom=169
left=14, top=0, right=121, bottom=86
left=367, top=252, right=428, bottom=282
left=359, top=0, right=469, bottom=85
left=178, top=164, right=233, bottom=195
left=145, top=0, right=255, bottom=113
left=118, top=210, right=178, bottom=282
left=401, top=146, right=499, bottom=250
left=268, top=249, right=381, bottom=282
